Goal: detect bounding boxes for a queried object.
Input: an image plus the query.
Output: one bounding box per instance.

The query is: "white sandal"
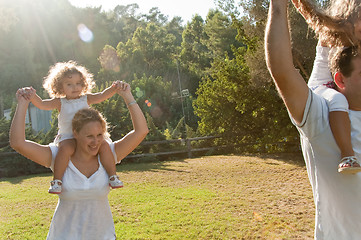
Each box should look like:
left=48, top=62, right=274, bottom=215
left=48, top=179, right=62, bottom=194
left=338, top=156, right=361, bottom=174
left=109, top=175, right=123, bottom=189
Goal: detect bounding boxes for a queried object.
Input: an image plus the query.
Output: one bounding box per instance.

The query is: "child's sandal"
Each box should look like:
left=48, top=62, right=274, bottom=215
left=48, top=179, right=62, bottom=194
left=109, top=175, right=123, bottom=189
left=338, top=156, right=361, bottom=174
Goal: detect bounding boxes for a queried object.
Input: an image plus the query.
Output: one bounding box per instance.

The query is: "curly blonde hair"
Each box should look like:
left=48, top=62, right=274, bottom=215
left=43, top=61, right=95, bottom=98
left=293, top=0, right=361, bottom=47
left=72, top=108, right=110, bottom=138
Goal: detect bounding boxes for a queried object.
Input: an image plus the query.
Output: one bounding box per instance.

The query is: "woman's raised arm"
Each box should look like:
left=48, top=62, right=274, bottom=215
left=113, top=82, right=149, bottom=161
left=9, top=90, right=53, bottom=168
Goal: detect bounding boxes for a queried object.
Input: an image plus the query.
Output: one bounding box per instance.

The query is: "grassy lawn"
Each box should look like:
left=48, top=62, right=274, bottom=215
left=0, top=154, right=314, bottom=239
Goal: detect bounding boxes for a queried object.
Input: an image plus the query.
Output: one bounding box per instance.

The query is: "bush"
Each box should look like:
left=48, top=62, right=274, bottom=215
left=0, top=154, right=50, bottom=178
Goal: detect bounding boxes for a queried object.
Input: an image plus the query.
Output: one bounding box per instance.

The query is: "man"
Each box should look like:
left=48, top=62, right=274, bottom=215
left=265, top=0, right=361, bottom=239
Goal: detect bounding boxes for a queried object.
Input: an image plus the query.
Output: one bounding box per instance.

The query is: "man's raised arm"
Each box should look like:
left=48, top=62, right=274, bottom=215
left=265, top=0, right=309, bottom=124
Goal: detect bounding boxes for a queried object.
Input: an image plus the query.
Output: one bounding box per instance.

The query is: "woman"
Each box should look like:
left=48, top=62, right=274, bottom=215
left=10, top=81, right=148, bottom=239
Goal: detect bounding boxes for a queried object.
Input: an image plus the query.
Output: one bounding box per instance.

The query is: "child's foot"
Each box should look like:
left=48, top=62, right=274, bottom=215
left=109, top=175, right=123, bottom=189
left=338, top=156, right=361, bottom=174
left=48, top=179, right=62, bottom=194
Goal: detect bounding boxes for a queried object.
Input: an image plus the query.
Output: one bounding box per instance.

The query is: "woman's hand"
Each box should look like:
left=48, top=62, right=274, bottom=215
left=17, top=87, right=36, bottom=101
left=115, top=81, right=134, bottom=103
left=16, top=88, right=32, bottom=105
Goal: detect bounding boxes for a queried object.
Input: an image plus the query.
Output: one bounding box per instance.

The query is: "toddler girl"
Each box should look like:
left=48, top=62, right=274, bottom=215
left=292, top=0, right=361, bottom=174
left=23, top=60, right=123, bottom=193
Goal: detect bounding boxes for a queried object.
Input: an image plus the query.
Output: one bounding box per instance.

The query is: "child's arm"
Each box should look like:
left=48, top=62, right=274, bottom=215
left=87, top=81, right=118, bottom=105
left=20, top=87, right=60, bottom=111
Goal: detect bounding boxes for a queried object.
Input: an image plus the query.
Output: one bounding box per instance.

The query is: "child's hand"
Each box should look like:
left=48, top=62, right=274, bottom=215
left=112, top=80, right=120, bottom=90
left=16, top=88, right=31, bottom=104
left=116, top=81, right=131, bottom=97
left=17, top=87, right=36, bottom=101
left=117, top=81, right=130, bottom=96
left=112, top=80, right=126, bottom=90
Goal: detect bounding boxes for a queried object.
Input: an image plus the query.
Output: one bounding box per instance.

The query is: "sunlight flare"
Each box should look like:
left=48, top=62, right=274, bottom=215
left=77, top=24, right=94, bottom=43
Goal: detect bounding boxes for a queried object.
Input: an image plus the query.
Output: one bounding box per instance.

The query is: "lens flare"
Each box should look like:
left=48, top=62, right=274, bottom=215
left=77, top=24, right=94, bottom=43
left=135, top=87, right=144, bottom=98
left=150, top=106, right=162, bottom=118
left=99, top=47, right=120, bottom=72
left=145, top=100, right=152, bottom=107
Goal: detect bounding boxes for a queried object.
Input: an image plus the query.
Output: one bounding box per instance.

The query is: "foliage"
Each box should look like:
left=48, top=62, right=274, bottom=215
left=0, top=154, right=50, bottom=178
left=145, top=112, right=165, bottom=142
left=0, top=106, right=52, bottom=177
left=130, top=74, right=177, bottom=128
left=180, top=14, right=211, bottom=78
left=194, top=44, right=299, bottom=149
left=191, top=0, right=318, bottom=150
left=0, top=117, right=10, bottom=145
left=39, top=110, right=59, bottom=145
left=0, top=0, right=320, bottom=176
left=116, top=22, right=178, bottom=80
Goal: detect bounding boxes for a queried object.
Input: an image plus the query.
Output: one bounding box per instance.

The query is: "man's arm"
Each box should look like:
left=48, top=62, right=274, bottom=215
left=265, top=0, right=309, bottom=124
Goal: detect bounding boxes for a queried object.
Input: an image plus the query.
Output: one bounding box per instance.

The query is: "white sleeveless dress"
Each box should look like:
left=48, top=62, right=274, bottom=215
left=54, top=95, right=89, bottom=145
left=46, top=143, right=119, bottom=240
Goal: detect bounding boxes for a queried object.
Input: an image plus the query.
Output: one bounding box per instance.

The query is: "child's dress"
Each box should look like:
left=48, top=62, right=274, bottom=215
left=308, top=45, right=349, bottom=112
left=54, top=95, right=89, bottom=145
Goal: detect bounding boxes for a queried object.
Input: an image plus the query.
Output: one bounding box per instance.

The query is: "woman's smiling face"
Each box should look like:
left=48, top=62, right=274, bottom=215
left=73, top=120, right=105, bottom=156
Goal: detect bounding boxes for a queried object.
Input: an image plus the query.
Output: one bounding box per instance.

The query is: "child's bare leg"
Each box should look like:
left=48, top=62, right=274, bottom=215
left=54, top=139, right=76, bottom=180
left=329, top=111, right=361, bottom=173
left=329, top=111, right=354, bottom=158
left=99, top=140, right=123, bottom=188
left=49, top=139, right=76, bottom=194
left=99, top=141, right=117, bottom=176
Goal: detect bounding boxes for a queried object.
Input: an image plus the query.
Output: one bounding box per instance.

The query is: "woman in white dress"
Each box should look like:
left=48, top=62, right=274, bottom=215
left=10, top=81, right=149, bottom=240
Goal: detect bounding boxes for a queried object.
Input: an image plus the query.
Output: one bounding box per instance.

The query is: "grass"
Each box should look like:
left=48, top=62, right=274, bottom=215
left=0, top=153, right=314, bottom=239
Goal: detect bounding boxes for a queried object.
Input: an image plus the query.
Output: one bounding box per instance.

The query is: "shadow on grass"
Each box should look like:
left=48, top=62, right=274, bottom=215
left=0, top=172, right=52, bottom=184
left=1, top=158, right=187, bottom=184
left=245, top=151, right=305, bottom=167
left=1, top=152, right=305, bottom=184
left=118, top=158, right=188, bottom=173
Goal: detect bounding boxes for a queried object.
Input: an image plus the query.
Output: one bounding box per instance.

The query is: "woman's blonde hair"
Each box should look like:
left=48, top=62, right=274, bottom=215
left=72, top=108, right=110, bottom=138
left=293, top=0, right=361, bottom=47
left=43, top=61, right=95, bottom=98
left=72, top=108, right=110, bottom=137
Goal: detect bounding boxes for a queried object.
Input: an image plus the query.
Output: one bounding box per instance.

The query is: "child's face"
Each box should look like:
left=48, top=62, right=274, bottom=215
left=61, top=73, right=84, bottom=99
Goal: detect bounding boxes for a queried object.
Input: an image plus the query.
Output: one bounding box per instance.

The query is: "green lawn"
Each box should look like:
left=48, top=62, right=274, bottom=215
left=0, top=154, right=314, bottom=239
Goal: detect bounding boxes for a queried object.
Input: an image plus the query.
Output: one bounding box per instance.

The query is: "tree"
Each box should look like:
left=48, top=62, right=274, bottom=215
left=191, top=0, right=315, bottom=150
left=195, top=45, right=298, bottom=149
left=108, top=4, right=143, bottom=44
left=180, top=15, right=211, bottom=77
left=203, top=10, right=241, bottom=59
left=130, top=74, right=176, bottom=127
left=116, top=22, right=177, bottom=79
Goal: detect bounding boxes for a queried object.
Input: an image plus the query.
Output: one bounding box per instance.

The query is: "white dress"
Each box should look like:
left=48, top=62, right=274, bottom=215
left=46, top=143, right=119, bottom=240
left=54, top=95, right=89, bottom=145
